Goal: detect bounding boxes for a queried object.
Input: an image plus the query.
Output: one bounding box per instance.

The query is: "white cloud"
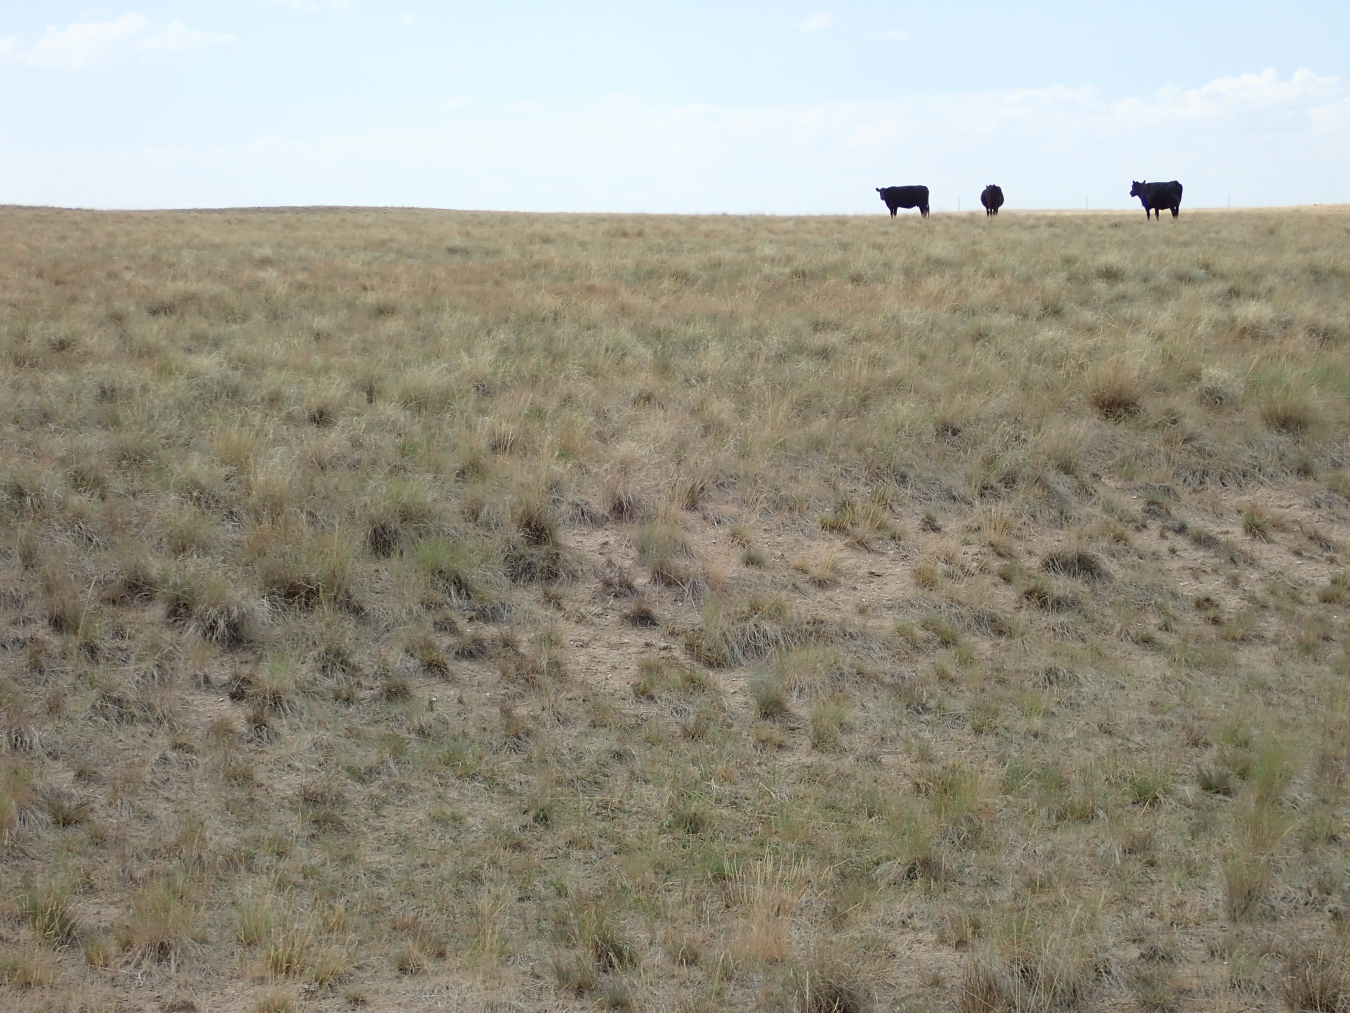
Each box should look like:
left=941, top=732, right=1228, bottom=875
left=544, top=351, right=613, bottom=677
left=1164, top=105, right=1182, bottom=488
left=136, top=21, right=236, bottom=56
left=4, top=68, right=1345, bottom=211
left=401, top=13, right=416, bottom=25
left=426, top=97, right=473, bottom=111
left=870, top=30, right=910, bottom=40
left=0, top=36, right=19, bottom=61
left=17, top=13, right=234, bottom=70
left=796, top=13, right=832, bottom=33
left=503, top=100, right=547, bottom=112
left=1112, top=67, right=1339, bottom=125
left=266, top=0, right=352, bottom=11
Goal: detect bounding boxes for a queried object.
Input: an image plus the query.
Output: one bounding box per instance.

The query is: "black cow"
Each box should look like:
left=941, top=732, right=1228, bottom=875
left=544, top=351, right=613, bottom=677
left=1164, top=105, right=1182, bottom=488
left=877, top=185, right=930, bottom=218
left=980, top=184, right=1004, bottom=216
left=1130, top=180, right=1183, bottom=220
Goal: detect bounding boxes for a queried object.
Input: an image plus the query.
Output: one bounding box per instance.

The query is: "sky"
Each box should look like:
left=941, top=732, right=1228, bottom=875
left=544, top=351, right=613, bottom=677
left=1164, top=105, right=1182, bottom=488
left=1, top=2, right=1348, bottom=213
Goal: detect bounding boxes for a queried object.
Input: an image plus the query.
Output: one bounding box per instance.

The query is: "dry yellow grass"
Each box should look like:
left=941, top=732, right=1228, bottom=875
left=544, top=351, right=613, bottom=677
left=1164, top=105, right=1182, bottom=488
left=2, top=203, right=1350, bottom=1010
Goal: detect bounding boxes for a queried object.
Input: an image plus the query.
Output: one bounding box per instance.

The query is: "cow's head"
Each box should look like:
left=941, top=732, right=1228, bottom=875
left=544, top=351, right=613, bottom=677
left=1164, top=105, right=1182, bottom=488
left=1130, top=181, right=1144, bottom=197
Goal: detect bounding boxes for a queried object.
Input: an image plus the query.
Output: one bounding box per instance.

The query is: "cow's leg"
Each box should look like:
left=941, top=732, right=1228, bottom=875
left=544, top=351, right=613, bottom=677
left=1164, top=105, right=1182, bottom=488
left=1171, top=206, right=1179, bottom=218
left=890, top=208, right=897, bottom=218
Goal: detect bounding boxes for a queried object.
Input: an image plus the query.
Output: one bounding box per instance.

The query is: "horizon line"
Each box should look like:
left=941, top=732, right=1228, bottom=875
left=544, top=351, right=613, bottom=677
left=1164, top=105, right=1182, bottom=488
left=2, top=202, right=1348, bottom=217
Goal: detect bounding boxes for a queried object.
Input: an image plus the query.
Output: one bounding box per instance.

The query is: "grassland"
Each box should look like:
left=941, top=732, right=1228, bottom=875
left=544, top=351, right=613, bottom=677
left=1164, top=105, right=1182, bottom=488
left=2, top=203, right=1350, bottom=1012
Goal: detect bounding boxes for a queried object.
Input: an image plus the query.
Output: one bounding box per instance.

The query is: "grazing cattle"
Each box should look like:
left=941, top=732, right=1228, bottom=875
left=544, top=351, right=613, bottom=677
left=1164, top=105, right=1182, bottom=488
left=1130, top=180, right=1183, bottom=220
left=980, top=184, right=1004, bottom=216
left=876, top=185, right=930, bottom=218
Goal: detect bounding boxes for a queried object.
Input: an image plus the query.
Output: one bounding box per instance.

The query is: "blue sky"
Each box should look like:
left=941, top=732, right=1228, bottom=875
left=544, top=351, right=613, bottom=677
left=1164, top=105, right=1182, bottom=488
left=1, top=2, right=1348, bottom=212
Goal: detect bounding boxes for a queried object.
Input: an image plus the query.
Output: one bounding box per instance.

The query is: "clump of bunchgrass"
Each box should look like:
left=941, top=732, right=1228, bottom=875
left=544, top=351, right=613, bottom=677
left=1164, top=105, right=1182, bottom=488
left=684, top=593, right=801, bottom=668
left=1260, top=385, right=1319, bottom=434
left=1087, top=363, right=1143, bottom=419
left=1041, top=549, right=1108, bottom=581
left=749, top=671, right=791, bottom=719
left=16, top=871, right=81, bottom=944
left=784, top=954, right=871, bottom=1013
left=636, top=512, right=701, bottom=592
left=1319, top=572, right=1350, bottom=605
left=1283, top=944, right=1350, bottom=1012
left=116, top=873, right=203, bottom=966
left=563, top=898, right=640, bottom=972
left=1223, top=849, right=1272, bottom=922
left=1197, top=367, right=1245, bottom=408
left=160, top=563, right=258, bottom=648
left=503, top=494, right=578, bottom=584
left=959, top=913, right=1110, bottom=1013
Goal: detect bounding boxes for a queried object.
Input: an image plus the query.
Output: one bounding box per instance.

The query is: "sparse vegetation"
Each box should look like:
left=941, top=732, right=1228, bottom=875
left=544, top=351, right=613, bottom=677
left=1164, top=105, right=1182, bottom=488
left=2, top=205, right=1350, bottom=1008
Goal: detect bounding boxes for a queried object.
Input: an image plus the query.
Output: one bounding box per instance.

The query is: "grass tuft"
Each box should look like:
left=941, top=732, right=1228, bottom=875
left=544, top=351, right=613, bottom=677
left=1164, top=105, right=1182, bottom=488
left=1087, top=363, right=1143, bottom=419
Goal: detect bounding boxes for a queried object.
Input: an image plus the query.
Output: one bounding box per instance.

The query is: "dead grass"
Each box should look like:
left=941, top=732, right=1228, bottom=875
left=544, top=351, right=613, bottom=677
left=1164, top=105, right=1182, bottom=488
left=3, top=204, right=1350, bottom=1009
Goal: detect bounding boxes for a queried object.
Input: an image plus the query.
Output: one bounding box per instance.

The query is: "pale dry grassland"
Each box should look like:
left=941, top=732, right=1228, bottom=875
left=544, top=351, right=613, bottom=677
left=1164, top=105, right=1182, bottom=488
left=3, top=204, right=1350, bottom=1012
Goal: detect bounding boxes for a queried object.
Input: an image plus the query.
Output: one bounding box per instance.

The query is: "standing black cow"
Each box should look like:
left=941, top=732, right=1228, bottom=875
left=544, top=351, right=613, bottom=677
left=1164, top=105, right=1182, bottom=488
left=876, top=185, right=930, bottom=218
left=980, top=185, right=1004, bottom=216
left=1130, top=180, right=1183, bottom=220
